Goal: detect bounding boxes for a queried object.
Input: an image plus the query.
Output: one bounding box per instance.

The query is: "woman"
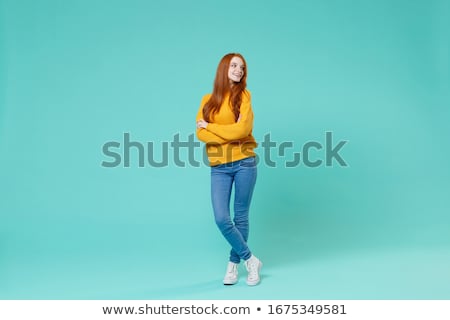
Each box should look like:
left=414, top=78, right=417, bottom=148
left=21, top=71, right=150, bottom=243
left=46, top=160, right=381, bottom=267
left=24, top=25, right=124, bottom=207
left=196, top=53, right=262, bottom=286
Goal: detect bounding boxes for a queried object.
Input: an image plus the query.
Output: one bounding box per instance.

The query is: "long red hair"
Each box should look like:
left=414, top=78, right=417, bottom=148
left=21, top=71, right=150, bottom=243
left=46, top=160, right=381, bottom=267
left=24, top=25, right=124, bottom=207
left=203, top=53, right=248, bottom=122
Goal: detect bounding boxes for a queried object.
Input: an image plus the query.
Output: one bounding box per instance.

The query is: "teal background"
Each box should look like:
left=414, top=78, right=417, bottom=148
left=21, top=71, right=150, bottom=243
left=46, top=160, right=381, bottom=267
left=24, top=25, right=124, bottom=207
left=1, top=0, right=449, bottom=299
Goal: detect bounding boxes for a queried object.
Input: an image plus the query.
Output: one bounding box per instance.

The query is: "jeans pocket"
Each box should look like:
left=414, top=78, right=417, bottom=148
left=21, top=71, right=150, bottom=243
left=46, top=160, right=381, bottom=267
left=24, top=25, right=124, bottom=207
left=240, top=156, right=256, bottom=167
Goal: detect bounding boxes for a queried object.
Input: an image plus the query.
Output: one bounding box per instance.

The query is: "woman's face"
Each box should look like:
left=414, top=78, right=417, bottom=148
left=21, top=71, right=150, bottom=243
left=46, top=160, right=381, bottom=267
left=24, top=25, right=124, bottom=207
left=228, top=56, right=245, bottom=83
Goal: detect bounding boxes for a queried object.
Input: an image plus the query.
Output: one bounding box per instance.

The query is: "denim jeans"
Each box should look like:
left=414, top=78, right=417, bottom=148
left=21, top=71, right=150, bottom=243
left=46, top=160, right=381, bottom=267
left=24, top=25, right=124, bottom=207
left=211, top=156, right=257, bottom=263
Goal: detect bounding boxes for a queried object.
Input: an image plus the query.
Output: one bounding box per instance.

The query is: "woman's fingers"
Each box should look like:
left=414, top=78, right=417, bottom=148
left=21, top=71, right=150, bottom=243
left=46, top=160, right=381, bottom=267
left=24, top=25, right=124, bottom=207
left=197, top=119, right=208, bottom=129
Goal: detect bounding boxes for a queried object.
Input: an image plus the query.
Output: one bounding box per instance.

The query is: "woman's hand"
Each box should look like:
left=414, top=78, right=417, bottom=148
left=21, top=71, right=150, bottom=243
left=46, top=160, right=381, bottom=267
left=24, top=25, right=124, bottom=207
left=197, top=119, right=209, bottom=129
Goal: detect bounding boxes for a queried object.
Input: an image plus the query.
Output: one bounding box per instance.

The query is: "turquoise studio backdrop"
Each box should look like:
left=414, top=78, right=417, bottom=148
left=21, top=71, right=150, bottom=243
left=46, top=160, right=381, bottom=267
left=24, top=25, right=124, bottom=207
left=0, top=0, right=449, bottom=299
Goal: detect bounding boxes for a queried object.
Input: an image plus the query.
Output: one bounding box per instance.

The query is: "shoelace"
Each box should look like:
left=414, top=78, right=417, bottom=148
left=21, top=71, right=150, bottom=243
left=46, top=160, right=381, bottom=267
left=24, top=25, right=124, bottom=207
left=227, top=264, right=237, bottom=275
left=246, top=261, right=259, bottom=278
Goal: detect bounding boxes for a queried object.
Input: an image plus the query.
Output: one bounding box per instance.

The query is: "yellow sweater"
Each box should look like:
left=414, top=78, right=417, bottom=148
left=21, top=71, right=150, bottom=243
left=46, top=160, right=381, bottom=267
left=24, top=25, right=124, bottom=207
left=196, top=89, right=257, bottom=166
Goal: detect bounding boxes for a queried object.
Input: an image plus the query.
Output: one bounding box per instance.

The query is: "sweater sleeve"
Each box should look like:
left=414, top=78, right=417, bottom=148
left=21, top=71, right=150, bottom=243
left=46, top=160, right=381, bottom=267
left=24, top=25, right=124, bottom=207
left=196, top=95, right=228, bottom=145
left=206, top=91, right=253, bottom=140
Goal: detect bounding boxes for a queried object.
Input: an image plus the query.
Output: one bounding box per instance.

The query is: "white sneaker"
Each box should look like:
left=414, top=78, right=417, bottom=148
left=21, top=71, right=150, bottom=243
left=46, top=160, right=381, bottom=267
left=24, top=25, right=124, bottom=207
left=223, top=262, right=239, bottom=285
left=244, top=255, right=262, bottom=286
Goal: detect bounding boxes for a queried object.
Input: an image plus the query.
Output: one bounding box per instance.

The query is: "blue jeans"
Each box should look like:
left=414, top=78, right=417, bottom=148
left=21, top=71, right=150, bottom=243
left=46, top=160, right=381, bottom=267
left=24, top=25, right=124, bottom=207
left=211, top=156, right=257, bottom=264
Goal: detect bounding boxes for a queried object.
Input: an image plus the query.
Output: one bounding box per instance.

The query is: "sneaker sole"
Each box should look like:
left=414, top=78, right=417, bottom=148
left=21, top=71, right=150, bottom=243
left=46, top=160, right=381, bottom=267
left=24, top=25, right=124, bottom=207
left=223, top=279, right=238, bottom=285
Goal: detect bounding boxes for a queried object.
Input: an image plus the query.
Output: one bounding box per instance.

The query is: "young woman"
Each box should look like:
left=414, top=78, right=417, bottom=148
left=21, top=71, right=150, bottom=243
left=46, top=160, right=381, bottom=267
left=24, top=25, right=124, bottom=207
left=196, top=53, right=262, bottom=286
